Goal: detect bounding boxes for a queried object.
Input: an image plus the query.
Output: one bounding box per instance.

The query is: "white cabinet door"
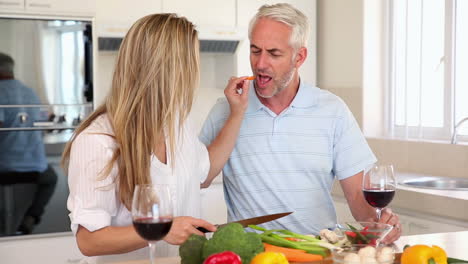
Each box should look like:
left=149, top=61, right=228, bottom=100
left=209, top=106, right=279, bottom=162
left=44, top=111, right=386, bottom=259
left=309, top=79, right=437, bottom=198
left=237, top=0, right=277, bottom=28
left=237, top=0, right=316, bottom=27
left=96, top=0, right=162, bottom=27
left=163, top=0, right=236, bottom=28
left=0, top=0, right=24, bottom=12
left=25, top=0, right=96, bottom=15
left=398, top=213, right=468, bottom=236
left=200, top=183, right=227, bottom=224
left=334, top=199, right=355, bottom=223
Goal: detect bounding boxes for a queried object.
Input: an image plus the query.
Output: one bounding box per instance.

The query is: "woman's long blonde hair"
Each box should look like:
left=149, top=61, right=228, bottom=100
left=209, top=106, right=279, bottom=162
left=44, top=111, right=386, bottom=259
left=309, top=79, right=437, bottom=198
left=62, top=13, right=200, bottom=209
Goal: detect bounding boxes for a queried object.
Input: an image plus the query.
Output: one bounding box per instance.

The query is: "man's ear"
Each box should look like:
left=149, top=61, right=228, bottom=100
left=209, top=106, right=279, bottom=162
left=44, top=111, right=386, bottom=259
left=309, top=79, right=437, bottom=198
left=294, top=47, right=307, bottom=68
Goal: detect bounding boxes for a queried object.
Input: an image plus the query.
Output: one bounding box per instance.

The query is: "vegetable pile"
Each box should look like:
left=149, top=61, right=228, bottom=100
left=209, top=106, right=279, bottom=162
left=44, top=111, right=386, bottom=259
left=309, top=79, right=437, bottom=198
left=343, top=224, right=380, bottom=245
left=179, top=223, right=264, bottom=264
left=248, top=224, right=336, bottom=258
left=337, top=245, right=394, bottom=264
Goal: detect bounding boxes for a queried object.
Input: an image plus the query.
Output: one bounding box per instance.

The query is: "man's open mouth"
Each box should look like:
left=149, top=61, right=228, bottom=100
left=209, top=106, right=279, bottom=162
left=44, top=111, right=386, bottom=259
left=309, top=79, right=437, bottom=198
left=256, top=74, right=272, bottom=87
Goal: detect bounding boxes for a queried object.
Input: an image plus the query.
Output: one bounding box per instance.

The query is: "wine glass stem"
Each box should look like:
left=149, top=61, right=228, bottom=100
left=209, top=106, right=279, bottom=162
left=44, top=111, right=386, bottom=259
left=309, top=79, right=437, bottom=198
left=376, top=208, right=382, bottom=220
left=149, top=242, right=157, bottom=264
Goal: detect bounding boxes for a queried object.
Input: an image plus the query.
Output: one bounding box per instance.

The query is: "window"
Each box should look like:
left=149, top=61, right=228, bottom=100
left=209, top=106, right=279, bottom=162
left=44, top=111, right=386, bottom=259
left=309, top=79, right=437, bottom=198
left=388, top=0, right=468, bottom=143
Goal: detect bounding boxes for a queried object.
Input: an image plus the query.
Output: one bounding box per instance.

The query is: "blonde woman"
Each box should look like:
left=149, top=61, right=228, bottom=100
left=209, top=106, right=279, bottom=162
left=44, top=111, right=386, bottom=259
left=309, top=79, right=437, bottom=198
left=62, top=14, right=250, bottom=262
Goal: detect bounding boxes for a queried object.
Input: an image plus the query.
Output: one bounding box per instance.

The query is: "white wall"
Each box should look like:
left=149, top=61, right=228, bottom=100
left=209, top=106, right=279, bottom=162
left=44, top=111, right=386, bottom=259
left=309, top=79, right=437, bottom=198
left=95, top=52, right=225, bottom=131
left=316, top=0, right=468, bottom=179
left=317, top=0, right=364, bottom=125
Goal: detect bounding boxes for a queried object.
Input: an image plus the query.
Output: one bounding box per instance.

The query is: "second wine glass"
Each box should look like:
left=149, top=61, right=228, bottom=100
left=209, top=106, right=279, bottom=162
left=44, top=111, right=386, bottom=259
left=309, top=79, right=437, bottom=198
left=132, top=184, right=173, bottom=264
left=362, top=165, right=396, bottom=220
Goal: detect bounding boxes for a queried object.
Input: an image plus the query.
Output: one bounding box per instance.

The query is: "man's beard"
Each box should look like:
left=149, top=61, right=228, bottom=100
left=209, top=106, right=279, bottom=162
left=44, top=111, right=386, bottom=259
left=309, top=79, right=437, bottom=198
left=256, top=66, right=296, bottom=99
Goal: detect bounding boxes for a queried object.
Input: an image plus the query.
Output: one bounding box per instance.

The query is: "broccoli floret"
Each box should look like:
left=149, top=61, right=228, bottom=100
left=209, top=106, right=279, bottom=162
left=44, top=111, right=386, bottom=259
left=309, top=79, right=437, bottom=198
left=202, top=223, right=264, bottom=264
left=179, top=234, right=208, bottom=264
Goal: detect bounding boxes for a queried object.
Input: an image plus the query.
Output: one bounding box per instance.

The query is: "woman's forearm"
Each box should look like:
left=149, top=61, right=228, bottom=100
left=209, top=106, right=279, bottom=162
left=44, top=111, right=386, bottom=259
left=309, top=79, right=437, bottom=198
left=76, top=225, right=147, bottom=256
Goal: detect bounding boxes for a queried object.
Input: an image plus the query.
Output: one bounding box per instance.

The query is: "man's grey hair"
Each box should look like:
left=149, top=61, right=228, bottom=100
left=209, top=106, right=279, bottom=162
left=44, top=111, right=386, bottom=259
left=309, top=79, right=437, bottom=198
left=248, top=3, right=310, bottom=50
left=0, top=52, right=14, bottom=75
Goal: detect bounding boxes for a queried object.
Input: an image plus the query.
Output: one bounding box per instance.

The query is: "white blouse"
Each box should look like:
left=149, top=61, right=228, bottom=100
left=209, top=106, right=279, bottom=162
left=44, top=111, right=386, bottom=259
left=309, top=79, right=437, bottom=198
left=67, top=114, right=210, bottom=263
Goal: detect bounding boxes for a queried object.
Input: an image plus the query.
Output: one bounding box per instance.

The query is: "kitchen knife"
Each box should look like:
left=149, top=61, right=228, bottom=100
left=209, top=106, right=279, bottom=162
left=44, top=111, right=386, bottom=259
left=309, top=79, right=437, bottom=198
left=197, top=212, right=292, bottom=233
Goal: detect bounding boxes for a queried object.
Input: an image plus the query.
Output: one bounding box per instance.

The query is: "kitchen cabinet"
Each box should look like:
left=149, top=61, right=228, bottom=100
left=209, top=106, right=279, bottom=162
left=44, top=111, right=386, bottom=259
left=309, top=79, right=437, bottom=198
left=0, top=0, right=95, bottom=16
left=0, top=0, right=24, bottom=12
left=200, top=182, right=227, bottom=224
left=237, top=0, right=316, bottom=32
left=163, top=0, right=236, bottom=28
left=96, top=0, right=161, bottom=28
left=25, top=0, right=95, bottom=16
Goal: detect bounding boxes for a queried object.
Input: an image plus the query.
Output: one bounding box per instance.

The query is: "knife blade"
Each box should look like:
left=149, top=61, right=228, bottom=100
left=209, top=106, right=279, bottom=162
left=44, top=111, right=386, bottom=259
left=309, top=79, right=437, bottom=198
left=197, top=212, right=292, bottom=233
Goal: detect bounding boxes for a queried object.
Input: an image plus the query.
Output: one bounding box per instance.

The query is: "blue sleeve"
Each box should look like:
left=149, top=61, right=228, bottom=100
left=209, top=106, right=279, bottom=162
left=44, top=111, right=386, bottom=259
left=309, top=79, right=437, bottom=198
left=332, top=101, right=377, bottom=180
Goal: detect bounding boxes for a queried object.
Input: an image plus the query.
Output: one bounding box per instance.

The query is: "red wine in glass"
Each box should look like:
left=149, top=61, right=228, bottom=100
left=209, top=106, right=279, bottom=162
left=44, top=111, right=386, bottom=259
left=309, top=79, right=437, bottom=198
left=132, top=184, right=173, bottom=264
left=133, top=217, right=173, bottom=241
left=363, top=189, right=395, bottom=208
left=362, top=165, right=396, bottom=220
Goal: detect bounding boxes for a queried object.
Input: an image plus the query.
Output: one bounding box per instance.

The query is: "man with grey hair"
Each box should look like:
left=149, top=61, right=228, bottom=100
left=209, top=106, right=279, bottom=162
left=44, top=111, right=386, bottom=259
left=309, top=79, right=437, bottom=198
left=199, top=3, right=401, bottom=242
left=0, top=52, right=57, bottom=235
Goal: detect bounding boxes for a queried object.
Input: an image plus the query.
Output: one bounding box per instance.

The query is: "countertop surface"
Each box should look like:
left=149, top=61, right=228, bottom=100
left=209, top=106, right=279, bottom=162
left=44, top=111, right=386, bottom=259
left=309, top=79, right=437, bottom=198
left=332, top=172, right=468, bottom=223
left=112, top=231, right=468, bottom=264
left=396, top=172, right=468, bottom=200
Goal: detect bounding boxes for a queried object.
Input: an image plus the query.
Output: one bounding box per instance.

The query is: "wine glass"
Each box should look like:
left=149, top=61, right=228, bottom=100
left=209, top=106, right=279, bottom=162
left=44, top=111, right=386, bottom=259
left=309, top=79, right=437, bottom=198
left=132, top=184, right=173, bottom=264
left=362, top=165, right=396, bottom=220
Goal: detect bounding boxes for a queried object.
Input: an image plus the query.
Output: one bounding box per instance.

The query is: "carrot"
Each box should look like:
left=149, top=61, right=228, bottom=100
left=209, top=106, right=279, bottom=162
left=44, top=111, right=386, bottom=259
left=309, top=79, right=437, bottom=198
left=284, top=237, right=302, bottom=242
left=246, top=76, right=255, bottom=80
left=263, top=243, right=324, bottom=262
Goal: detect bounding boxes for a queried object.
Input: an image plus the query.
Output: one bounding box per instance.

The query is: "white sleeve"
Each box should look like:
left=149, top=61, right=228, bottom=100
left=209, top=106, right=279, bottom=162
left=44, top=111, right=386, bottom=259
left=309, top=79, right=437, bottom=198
left=67, top=131, right=120, bottom=235
left=196, top=138, right=210, bottom=183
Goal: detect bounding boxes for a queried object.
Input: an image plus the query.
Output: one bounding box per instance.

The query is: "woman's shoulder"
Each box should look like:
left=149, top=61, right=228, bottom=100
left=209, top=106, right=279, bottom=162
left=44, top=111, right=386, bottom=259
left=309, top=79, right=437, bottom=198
left=74, top=114, right=116, bottom=148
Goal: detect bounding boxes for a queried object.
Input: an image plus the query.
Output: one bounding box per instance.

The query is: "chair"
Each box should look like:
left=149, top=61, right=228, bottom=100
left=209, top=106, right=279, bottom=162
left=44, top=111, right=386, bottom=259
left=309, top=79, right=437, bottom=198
left=0, top=172, right=38, bottom=236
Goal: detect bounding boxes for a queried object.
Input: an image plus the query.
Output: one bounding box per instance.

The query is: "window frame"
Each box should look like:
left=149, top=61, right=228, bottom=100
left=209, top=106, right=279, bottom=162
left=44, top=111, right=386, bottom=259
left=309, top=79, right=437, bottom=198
left=386, top=0, right=468, bottom=143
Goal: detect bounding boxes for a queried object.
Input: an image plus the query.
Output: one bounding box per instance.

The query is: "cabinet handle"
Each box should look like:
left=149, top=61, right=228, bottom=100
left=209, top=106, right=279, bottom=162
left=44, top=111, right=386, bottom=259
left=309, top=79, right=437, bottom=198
left=28, top=2, right=51, bottom=8
left=0, top=1, right=21, bottom=6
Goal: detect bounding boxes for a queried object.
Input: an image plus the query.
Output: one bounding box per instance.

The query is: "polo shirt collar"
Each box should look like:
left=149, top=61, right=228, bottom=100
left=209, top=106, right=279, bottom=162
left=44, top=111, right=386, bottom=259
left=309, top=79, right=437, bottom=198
left=246, top=79, right=318, bottom=113
left=290, top=80, right=319, bottom=108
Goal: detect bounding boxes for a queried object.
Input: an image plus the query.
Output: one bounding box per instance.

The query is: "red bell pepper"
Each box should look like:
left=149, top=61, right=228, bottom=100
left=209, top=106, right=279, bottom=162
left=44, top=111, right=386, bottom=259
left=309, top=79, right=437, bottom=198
left=203, top=251, right=242, bottom=264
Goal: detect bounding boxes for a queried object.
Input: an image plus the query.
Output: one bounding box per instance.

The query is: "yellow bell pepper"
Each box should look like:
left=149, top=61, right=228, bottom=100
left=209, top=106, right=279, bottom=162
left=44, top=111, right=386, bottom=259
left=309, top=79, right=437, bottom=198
left=250, top=252, right=289, bottom=264
left=401, top=245, right=447, bottom=264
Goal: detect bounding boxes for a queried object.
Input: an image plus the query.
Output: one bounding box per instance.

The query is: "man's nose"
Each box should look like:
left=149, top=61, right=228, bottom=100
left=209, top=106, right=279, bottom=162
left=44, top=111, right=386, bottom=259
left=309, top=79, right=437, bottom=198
left=255, top=52, right=269, bottom=70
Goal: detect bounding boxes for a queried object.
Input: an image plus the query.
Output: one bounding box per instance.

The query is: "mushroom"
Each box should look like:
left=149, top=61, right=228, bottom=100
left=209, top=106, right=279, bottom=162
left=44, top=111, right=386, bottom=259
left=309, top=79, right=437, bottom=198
left=376, top=246, right=394, bottom=263
left=319, top=229, right=340, bottom=243
left=343, top=252, right=360, bottom=264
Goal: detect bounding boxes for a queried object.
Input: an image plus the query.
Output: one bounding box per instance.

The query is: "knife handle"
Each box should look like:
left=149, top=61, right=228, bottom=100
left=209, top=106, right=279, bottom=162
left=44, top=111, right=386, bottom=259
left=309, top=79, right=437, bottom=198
left=196, top=224, right=219, bottom=233
left=196, top=226, right=210, bottom=233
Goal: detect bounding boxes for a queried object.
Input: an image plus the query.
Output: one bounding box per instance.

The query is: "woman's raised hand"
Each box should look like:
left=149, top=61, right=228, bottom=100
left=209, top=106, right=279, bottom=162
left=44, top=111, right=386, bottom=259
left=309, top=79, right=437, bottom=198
left=224, top=76, right=251, bottom=116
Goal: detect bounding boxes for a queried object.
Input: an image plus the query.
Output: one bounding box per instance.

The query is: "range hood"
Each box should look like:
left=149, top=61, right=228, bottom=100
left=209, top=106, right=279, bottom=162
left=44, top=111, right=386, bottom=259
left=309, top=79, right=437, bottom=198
left=97, top=23, right=244, bottom=53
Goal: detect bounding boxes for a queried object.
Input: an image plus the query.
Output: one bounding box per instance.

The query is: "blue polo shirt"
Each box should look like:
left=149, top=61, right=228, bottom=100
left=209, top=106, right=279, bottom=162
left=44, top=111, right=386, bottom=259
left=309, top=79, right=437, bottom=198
left=0, top=79, right=47, bottom=173
left=199, top=81, right=376, bottom=234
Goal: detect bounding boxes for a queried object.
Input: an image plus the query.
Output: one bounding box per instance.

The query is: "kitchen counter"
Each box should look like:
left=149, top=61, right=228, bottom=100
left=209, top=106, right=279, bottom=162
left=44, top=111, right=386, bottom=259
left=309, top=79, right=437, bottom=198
left=1, top=230, right=467, bottom=263
left=332, top=172, right=468, bottom=223
left=395, top=231, right=468, bottom=260
left=111, top=231, right=468, bottom=264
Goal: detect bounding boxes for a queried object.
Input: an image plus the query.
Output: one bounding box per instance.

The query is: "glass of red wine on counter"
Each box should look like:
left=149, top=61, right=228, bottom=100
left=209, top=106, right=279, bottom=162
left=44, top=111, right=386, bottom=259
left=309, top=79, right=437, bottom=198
left=362, top=165, right=396, bottom=220
left=132, top=184, right=173, bottom=264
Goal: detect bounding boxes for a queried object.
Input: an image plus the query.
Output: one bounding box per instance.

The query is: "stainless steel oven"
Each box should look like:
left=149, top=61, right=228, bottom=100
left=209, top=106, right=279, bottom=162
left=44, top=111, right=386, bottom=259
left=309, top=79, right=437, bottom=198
left=0, top=15, right=94, bottom=236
